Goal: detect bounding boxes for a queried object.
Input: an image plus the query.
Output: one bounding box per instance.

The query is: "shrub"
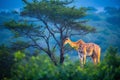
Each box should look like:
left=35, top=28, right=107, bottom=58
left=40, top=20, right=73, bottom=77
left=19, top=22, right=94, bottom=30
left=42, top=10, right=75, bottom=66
left=0, top=46, right=120, bottom=80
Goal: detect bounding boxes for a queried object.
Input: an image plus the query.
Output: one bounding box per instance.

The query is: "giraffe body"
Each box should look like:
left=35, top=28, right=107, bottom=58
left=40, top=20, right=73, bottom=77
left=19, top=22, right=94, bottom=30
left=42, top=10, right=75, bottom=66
left=64, top=38, right=101, bottom=66
left=78, top=42, right=101, bottom=66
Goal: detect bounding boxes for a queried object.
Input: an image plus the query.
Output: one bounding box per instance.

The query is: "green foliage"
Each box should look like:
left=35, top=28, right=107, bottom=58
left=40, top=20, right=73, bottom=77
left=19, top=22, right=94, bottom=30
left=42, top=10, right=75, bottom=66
left=8, top=47, right=120, bottom=80
left=14, top=51, right=26, bottom=61
left=12, top=54, right=56, bottom=80
left=21, top=0, right=94, bottom=32
left=4, top=20, right=44, bottom=38
left=0, top=45, right=14, bottom=79
left=11, top=40, right=31, bottom=51
left=4, top=20, right=32, bottom=30
left=22, top=0, right=86, bottom=21
left=0, top=46, right=120, bottom=80
left=94, top=46, right=120, bottom=80
left=105, top=46, right=120, bottom=67
left=4, top=20, right=33, bottom=38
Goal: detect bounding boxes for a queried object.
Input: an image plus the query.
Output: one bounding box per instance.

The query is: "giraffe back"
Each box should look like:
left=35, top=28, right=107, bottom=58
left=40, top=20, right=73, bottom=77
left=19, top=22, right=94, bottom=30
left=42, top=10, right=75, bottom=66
left=78, top=42, right=100, bottom=56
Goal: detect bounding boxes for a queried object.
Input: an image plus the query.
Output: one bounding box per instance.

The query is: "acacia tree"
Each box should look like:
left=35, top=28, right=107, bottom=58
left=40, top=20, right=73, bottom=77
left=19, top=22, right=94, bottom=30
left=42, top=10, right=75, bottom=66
left=5, top=0, right=95, bottom=65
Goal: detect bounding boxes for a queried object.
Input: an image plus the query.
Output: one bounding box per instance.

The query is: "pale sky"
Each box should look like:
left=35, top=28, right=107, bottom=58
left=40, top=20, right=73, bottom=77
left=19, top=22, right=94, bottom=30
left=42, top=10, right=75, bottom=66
left=0, top=0, right=119, bottom=11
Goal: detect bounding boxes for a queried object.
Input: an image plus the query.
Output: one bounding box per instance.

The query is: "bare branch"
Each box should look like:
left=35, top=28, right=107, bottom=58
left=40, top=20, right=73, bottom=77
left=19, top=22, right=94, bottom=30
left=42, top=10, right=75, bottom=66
left=39, top=18, right=60, bottom=47
left=52, top=43, right=57, bottom=52
left=26, top=33, right=48, bottom=53
left=51, top=28, right=60, bottom=33
left=54, top=22, right=60, bottom=30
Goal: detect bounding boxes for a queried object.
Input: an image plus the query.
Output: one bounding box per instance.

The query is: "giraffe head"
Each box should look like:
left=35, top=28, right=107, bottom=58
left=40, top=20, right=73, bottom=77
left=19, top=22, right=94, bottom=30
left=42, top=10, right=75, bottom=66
left=63, top=37, right=71, bottom=45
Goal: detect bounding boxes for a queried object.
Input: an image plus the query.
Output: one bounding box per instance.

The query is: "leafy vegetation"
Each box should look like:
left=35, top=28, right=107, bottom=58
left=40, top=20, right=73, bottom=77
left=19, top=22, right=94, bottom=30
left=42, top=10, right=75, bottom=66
left=0, top=45, right=14, bottom=79
left=0, top=46, right=120, bottom=80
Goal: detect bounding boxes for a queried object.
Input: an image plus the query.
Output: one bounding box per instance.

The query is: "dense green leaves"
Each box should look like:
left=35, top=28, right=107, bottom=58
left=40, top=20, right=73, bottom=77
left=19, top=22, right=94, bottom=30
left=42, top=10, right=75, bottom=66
left=22, top=0, right=86, bottom=21
left=0, top=46, right=120, bottom=80
left=0, top=45, right=14, bottom=79
left=21, top=0, right=94, bottom=33
left=10, top=49, right=120, bottom=80
left=11, top=40, right=31, bottom=51
left=4, top=20, right=44, bottom=38
left=22, top=0, right=95, bottom=34
left=4, top=20, right=32, bottom=30
left=105, top=46, right=120, bottom=72
left=14, top=51, right=26, bottom=61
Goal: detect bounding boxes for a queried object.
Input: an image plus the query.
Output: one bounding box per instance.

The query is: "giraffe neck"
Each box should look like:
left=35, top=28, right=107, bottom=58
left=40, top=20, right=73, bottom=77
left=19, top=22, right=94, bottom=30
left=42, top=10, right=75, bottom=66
left=68, top=40, right=78, bottom=50
left=68, top=39, right=85, bottom=50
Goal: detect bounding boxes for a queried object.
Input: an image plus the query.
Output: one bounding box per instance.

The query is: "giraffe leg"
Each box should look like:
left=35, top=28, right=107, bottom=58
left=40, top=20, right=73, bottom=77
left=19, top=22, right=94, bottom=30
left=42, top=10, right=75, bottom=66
left=94, top=48, right=101, bottom=64
left=80, top=56, right=84, bottom=67
left=92, top=57, right=96, bottom=65
left=78, top=52, right=84, bottom=67
left=97, top=48, right=101, bottom=64
left=83, top=55, right=86, bottom=65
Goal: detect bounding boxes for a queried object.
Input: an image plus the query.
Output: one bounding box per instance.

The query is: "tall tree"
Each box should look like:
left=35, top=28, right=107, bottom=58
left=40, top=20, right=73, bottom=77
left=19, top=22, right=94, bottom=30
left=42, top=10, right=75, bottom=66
left=5, top=0, right=95, bottom=65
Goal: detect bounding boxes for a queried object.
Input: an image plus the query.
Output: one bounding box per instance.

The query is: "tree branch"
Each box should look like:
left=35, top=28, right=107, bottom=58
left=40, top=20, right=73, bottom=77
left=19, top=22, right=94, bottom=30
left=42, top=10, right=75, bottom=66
left=39, top=18, right=60, bottom=47
left=26, top=33, right=48, bottom=53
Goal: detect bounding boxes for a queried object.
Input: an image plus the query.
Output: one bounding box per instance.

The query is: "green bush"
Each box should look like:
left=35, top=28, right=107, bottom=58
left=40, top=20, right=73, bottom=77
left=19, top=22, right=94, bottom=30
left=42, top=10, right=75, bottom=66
left=0, top=46, right=120, bottom=80
left=0, top=45, right=14, bottom=79
left=14, top=51, right=26, bottom=61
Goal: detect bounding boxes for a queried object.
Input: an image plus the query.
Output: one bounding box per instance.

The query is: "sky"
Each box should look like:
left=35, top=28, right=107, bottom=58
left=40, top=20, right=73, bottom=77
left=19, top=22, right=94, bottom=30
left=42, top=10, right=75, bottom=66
left=74, top=0, right=120, bottom=8
left=0, top=0, right=23, bottom=10
left=0, top=0, right=120, bottom=11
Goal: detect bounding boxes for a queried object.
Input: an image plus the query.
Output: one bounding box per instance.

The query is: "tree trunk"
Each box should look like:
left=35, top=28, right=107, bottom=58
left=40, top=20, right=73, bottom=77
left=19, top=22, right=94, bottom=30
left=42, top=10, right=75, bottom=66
left=60, top=29, right=65, bottom=64
left=60, top=45, right=64, bottom=64
left=47, top=52, right=57, bottom=66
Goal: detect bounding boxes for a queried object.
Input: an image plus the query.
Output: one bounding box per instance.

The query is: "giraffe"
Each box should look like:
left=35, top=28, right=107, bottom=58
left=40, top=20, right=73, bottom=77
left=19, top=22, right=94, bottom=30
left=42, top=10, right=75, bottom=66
left=64, top=37, right=101, bottom=67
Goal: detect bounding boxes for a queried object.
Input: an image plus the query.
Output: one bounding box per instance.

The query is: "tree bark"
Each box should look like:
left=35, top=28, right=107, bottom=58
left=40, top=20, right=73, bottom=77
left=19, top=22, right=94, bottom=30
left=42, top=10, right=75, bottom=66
left=60, top=45, right=64, bottom=64
left=47, top=52, right=57, bottom=66
left=59, top=28, right=65, bottom=64
left=27, top=34, right=58, bottom=66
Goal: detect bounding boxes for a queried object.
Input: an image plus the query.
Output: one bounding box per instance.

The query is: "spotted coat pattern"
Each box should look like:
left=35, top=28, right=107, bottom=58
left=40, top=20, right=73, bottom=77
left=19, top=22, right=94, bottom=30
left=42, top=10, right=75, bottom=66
left=77, top=40, right=101, bottom=66
left=64, top=38, right=101, bottom=67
